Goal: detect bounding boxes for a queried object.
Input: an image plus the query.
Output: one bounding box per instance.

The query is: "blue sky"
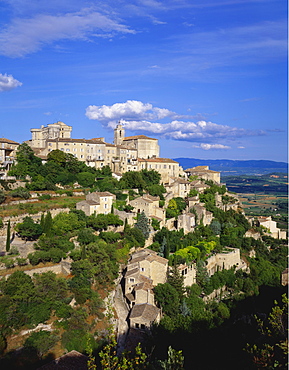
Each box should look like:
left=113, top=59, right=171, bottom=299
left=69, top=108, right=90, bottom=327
left=0, top=0, right=287, bottom=162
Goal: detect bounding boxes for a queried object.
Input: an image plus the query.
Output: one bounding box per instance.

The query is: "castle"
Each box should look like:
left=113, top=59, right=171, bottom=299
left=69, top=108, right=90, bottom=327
left=26, top=121, right=182, bottom=184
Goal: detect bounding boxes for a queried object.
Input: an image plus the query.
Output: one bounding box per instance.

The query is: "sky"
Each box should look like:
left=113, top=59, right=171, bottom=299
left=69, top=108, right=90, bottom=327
left=0, top=0, right=287, bottom=162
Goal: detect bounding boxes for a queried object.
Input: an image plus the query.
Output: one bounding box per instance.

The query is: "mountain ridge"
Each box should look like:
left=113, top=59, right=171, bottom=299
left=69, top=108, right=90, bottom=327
left=173, top=158, right=288, bottom=175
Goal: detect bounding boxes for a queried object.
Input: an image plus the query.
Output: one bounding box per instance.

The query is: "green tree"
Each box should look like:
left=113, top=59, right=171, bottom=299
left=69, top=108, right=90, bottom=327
left=154, top=283, right=180, bottom=317
left=134, top=211, right=150, bottom=239
left=10, top=187, right=30, bottom=199
left=77, top=172, right=96, bottom=187
left=5, top=220, right=10, bottom=252
left=120, top=171, right=146, bottom=190
left=24, top=330, right=58, bottom=358
left=167, top=265, right=185, bottom=300
left=15, top=217, right=43, bottom=240
left=141, top=168, right=161, bottom=186
left=245, top=294, right=288, bottom=369
left=0, top=190, right=5, bottom=204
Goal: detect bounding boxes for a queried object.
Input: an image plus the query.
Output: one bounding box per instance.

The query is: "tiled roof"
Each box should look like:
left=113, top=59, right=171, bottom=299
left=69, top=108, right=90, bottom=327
left=37, top=350, right=88, bottom=370
left=0, top=138, right=19, bottom=145
left=47, top=138, right=105, bottom=144
left=123, top=135, right=157, bottom=141
left=129, top=303, right=160, bottom=321
left=137, top=157, right=178, bottom=163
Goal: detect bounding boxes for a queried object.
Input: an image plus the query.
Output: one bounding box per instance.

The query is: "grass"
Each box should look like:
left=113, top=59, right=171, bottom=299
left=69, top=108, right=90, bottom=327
left=0, top=194, right=85, bottom=218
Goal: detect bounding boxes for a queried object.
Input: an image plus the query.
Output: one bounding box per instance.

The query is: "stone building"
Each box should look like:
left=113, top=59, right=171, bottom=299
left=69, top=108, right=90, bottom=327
left=185, top=165, right=221, bottom=184
left=137, top=157, right=183, bottom=184
left=205, top=247, right=247, bottom=276
left=29, top=121, right=72, bottom=149
left=129, top=194, right=166, bottom=226
left=178, top=263, right=196, bottom=286
left=0, top=138, right=19, bottom=177
left=129, top=303, right=161, bottom=330
left=124, top=249, right=167, bottom=330
left=113, top=123, right=160, bottom=159
left=166, top=177, right=192, bottom=198
left=190, top=204, right=213, bottom=226
left=177, top=213, right=196, bottom=234
left=76, top=191, right=116, bottom=216
left=257, top=216, right=287, bottom=239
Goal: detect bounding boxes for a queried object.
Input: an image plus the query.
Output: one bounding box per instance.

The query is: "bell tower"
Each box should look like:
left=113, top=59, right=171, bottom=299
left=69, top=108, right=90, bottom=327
left=114, top=121, right=125, bottom=146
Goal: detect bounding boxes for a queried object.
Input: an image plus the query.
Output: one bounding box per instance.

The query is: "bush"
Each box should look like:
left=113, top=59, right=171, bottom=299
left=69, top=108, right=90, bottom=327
left=38, top=194, right=51, bottom=200
left=10, top=187, right=30, bottom=199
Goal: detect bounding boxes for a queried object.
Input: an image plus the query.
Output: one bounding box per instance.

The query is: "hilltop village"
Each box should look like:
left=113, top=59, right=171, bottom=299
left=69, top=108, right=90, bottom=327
left=0, top=122, right=287, bottom=368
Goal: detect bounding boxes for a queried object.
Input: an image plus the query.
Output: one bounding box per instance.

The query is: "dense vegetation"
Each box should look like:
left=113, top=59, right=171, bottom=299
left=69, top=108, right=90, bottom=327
left=0, top=146, right=287, bottom=369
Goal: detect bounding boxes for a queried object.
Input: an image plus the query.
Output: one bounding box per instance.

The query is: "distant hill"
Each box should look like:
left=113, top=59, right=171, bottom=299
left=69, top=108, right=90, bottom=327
left=173, top=158, right=288, bottom=176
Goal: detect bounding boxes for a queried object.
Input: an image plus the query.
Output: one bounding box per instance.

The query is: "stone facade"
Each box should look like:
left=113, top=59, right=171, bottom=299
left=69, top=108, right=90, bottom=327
left=129, top=194, right=166, bottom=226
left=178, top=263, right=196, bottom=286
left=76, top=191, right=116, bottom=216
left=257, top=216, right=287, bottom=239
left=0, top=138, right=19, bottom=177
left=166, top=177, right=192, bottom=198
left=29, top=121, right=72, bottom=149
left=124, top=249, right=168, bottom=329
left=205, top=248, right=247, bottom=276
left=185, top=165, right=221, bottom=184
left=177, top=213, right=196, bottom=234
left=137, top=157, right=183, bottom=184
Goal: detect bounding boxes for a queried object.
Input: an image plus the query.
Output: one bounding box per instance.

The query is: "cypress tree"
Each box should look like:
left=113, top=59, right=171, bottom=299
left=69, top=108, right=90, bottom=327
left=81, top=245, right=86, bottom=260
left=40, top=213, right=45, bottom=229
left=6, top=220, right=10, bottom=253
left=43, top=211, right=53, bottom=236
left=135, top=211, right=150, bottom=239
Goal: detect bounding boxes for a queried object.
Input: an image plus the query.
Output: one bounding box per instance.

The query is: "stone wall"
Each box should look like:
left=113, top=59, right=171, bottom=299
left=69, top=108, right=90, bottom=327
left=0, top=208, right=70, bottom=236
left=2, top=259, right=71, bottom=279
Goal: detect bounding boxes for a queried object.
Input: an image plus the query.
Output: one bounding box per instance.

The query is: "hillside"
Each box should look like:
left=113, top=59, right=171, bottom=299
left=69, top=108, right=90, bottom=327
left=173, top=158, right=288, bottom=175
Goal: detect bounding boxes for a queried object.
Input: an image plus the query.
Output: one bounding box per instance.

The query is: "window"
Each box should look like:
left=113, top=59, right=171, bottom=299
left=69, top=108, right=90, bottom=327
left=140, top=267, right=145, bottom=272
left=129, top=278, right=134, bottom=282
left=135, top=323, right=139, bottom=328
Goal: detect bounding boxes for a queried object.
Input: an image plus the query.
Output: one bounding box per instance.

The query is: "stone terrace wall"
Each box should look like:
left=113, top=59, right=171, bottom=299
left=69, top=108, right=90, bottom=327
left=0, top=208, right=70, bottom=236
left=2, top=260, right=71, bottom=279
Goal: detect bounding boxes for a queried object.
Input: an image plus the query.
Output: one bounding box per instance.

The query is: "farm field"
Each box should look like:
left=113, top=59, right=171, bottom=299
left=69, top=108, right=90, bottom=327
left=223, top=173, right=288, bottom=230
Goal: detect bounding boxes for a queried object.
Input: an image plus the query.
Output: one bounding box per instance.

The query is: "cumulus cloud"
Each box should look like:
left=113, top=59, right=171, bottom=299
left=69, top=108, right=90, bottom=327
left=86, top=100, right=176, bottom=124
left=193, top=143, right=231, bottom=150
left=86, top=99, right=266, bottom=143
left=0, top=8, right=135, bottom=57
left=0, top=73, right=22, bottom=92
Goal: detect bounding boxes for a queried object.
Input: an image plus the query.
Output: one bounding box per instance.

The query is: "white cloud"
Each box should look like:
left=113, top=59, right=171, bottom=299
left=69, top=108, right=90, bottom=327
left=86, top=100, right=266, bottom=143
left=86, top=100, right=176, bottom=123
left=0, top=73, right=22, bottom=92
left=0, top=8, right=135, bottom=57
left=193, top=143, right=231, bottom=150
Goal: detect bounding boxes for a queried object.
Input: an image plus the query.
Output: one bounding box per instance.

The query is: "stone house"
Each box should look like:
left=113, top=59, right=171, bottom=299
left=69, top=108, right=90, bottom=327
left=129, top=194, right=166, bottom=226
left=166, top=177, right=192, bottom=198
left=137, top=157, right=183, bottom=184
left=189, top=180, right=210, bottom=193
left=0, top=138, right=19, bottom=177
left=177, top=212, right=196, bottom=234
left=205, top=248, right=247, bottom=276
left=178, top=263, right=196, bottom=286
left=129, top=303, right=161, bottom=330
left=190, top=204, right=213, bottom=226
left=257, top=216, right=286, bottom=239
left=124, top=249, right=167, bottom=330
left=76, top=191, right=116, bottom=216
left=185, top=166, right=221, bottom=184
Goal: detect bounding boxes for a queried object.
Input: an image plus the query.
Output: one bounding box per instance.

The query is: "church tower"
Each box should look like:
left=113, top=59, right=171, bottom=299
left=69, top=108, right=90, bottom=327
left=114, top=122, right=125, bottom=146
